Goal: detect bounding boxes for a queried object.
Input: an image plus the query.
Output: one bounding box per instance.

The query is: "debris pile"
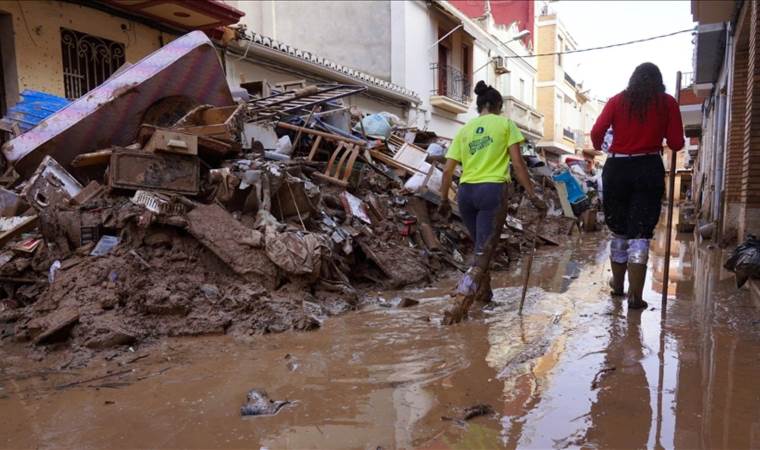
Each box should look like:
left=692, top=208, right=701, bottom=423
left=0, top=31, right=574, bottom=362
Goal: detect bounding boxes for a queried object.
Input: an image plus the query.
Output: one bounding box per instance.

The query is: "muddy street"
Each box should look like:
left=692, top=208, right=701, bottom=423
left=2, top=221, right=759, bottom=449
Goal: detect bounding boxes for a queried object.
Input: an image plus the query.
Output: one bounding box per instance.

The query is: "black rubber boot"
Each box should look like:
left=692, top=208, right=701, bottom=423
left=609, top=261, right=627, bottom=296
left=626, top=263, right=648, bottom=310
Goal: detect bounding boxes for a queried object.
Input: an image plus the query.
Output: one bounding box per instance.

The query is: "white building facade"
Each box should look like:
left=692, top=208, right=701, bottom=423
left=223, top=0, right=542, bottom=142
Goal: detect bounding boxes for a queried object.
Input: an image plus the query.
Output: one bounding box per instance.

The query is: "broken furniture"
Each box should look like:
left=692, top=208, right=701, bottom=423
left=247, top=84, right=368, bottom=122
left=142, top=129, right=198, bottom=155
left=109, top=150, right=200, bottom=195
left=276, top=122, right=365, bottom=187
left=174, top=104, right=244, bottom=143
left=21, top=156, right=83, bottom=211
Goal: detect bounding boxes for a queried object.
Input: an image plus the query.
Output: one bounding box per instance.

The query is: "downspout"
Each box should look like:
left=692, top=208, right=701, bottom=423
left=716, top=23, right=734, bottom=239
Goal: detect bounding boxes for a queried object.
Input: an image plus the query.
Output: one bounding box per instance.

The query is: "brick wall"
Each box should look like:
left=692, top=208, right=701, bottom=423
left=725, top=46, right=747, bottom=204
left=743, top=1, right=760, bottom=209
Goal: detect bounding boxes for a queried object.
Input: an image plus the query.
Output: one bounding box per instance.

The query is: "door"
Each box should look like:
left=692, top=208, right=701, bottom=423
left=437, top=44, right=449, bottom=97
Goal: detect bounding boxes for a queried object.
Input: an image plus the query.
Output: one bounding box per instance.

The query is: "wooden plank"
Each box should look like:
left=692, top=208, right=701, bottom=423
left=71, top=149, right=113, bottom=168
left=275, top=122, right=365, bottom=145
left=308, top=136, right=322, bottom=161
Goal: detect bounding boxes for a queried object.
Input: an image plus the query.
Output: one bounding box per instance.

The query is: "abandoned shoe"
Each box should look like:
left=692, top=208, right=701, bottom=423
left=626, top=263, right=648, bottom=310
left=609, top=261, right=627, bottom=296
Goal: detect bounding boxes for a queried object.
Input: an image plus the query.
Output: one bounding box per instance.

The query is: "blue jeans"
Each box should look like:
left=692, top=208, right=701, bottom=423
left=457, top=182, right=505, bottom=255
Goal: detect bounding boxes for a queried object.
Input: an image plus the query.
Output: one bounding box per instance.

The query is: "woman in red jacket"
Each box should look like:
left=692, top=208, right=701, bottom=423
left=591, top=62, right=684, bottom=310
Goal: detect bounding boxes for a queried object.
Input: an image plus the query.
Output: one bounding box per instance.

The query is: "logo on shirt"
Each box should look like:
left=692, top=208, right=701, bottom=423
left=468, top=136, right=493, bottom=154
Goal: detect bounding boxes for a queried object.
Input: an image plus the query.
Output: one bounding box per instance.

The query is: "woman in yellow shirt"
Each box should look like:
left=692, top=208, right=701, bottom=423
left=440, top=81, right=545, bottom=298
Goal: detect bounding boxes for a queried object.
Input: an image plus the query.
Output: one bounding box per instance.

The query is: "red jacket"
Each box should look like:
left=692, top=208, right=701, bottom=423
left=591, top=92, right=685, bottom=154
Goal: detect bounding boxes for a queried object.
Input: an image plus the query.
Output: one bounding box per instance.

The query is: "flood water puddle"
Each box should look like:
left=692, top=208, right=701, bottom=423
left=2, top=228, right=760, bottom=449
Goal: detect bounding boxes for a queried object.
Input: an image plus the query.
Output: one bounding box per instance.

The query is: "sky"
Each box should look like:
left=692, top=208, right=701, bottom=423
left=547, top=0, right=696, bottom=100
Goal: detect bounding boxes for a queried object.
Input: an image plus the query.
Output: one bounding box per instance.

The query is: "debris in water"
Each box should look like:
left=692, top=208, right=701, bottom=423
left=240, top=389, right=292, bottom=417
left=442, top=403, right=495, bottom=426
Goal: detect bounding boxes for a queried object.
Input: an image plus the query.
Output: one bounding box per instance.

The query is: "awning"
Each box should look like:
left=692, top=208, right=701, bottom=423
left=102, top=0, right=244, bottom=31
left=693, top=23, right=726, bottom=84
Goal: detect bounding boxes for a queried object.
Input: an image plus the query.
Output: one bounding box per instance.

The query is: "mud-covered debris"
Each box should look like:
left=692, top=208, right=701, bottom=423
left=240, top=389, right=292, bottom=417
left=396, top=297, right=419, bottom=308
left=29, top=308, right=80, bottom=345
left=83, top=316, right=138, bottom=349
left=264, top=229, right=323, bottom=276
left=185, top=203, right=272, bottom=281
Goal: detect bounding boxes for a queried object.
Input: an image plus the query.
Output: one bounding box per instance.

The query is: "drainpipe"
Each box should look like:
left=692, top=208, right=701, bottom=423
left=716, top=24, right=734, bottom=239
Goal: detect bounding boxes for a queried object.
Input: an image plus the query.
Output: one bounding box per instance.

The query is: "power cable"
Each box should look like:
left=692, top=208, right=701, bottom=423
left=502, top=28, right=695, bottom=59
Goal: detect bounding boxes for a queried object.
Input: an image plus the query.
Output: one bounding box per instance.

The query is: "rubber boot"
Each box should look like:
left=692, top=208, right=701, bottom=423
left=626, top=263, right=648, bottom=310
left=476, top=272, right=493, bottom=304
left=609, top=261, right=627, bottom=296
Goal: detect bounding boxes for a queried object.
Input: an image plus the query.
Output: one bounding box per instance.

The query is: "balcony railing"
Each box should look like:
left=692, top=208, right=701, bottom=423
left=503, top=95, right=544, bottom=138
left=430, top=63, right=471, bottom=104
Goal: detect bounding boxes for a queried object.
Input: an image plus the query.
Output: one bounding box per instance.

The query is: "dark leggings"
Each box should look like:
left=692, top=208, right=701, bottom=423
left=602, top=154, right=665, bottom=239
left=457, top=182, right=505, bottom=254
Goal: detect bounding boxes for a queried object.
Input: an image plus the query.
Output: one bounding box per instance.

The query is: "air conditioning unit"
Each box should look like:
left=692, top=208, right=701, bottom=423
left=493, top=56, right=509, bottom=74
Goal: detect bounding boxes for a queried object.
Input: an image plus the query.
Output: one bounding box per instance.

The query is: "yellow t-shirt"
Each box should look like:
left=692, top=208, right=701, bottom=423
left=445, top=114, right=525, bottom=184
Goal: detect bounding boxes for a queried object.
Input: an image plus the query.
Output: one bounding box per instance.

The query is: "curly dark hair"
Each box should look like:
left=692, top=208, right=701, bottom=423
left=624, top=62, right=666, bottom=122
left=474, top=80, right=503, bottom=114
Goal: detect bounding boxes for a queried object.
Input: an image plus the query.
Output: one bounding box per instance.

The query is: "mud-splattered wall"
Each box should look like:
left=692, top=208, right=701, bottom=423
left=0, top=1, right=176, bottom=103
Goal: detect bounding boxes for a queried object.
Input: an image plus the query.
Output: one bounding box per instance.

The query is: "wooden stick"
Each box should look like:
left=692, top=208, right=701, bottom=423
left=519, top=177, right=546, bottom=314
left=275, top=122, right=365, bottom=146
left=55, top=368, right=133, bottom=390
left=661, top=71, right=682, bottom=310
left=519, top=223, right=538, bottom=314
left=292, top=105, right=318, bottom=149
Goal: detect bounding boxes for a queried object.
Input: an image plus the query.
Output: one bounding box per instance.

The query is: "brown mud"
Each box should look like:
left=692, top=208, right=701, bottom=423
left=2, top=218, right=760, bottom=448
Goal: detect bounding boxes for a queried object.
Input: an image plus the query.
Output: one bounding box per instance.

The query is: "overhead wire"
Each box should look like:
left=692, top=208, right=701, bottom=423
left=503, top=27, right=695, bottom=59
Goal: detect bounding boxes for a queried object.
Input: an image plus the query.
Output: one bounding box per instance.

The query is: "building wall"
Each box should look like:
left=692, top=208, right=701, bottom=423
left=231, top=0, right=392, bottom=81
left=739, top=0, right=760, bottom=237
left=449, top=0, right=535, bottom=47
left=225, top=55, right=406, bottom=120
left=0, top=0, right=170, bottom=101
left=536, top=16, right=557, bottom=142
left=537, top=85, right=555, bottom=140
left=536, top=18, right=555, bottom=82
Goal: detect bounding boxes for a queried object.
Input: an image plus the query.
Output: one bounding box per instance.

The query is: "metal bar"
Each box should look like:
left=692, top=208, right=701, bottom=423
left=662, top=71, right=682, bottom=308
left=429, top=24, right=463, bottom=50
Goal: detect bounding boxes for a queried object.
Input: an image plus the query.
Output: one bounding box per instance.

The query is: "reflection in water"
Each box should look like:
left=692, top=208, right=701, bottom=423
left=3, top=223, right=760, bottom=448
left=583, top=306, right=652, bottom=448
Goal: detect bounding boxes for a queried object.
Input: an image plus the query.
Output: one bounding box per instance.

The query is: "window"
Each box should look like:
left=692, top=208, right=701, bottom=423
left=519, top=78, right=525, bottom=102
left=432, top=28, right=471, bottom=104
left=61, top=28, right=125, bottom=99
left=557, top=35, right=564, bottom=67
left=499, top=72, right=511, bottom=96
